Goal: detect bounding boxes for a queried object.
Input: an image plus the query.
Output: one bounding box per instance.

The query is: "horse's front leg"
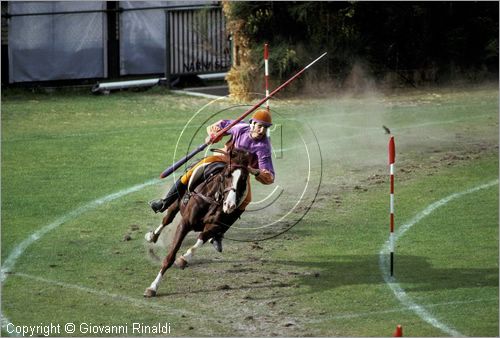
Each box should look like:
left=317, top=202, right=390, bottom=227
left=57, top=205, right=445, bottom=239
left=144, top=220, right=189, bottom=297
left=175, top=230, right=213, bottom=269
left=145, top=200, right=180, bottom=243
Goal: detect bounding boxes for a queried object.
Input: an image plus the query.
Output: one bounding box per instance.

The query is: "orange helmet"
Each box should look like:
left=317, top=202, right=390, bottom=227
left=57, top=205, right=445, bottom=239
left=249, top=109, right=272, bottom=127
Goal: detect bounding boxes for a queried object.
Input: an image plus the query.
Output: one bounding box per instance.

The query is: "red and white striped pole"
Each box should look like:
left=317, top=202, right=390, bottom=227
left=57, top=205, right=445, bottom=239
left=264, top=43, right=270, bottom=111
left=389, top=136, right=396, bottom=276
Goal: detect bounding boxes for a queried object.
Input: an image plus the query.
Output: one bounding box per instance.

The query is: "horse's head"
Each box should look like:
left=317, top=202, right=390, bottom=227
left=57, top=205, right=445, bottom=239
left=218, top=148, right=250, bottom=214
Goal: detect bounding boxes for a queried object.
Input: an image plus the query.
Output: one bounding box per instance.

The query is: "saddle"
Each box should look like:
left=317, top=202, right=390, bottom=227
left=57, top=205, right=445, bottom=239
left=187, top=161, right=226, bottom=193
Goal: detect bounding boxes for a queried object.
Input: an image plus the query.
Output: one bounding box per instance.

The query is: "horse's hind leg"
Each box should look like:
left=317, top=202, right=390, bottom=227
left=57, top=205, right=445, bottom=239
left=175, top=230, right=213, bottom=269
left=144, top=221, right=189, bottom=297
left=145, top=201, right=180, bottom=243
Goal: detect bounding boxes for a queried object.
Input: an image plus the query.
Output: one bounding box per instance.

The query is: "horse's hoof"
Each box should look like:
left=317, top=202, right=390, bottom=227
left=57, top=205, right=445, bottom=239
left=144, top=288, right=157, bottom=298
left=145, top=231, right=159, bottom=243
left=175, top=256, right=188, bottom=270
left=211, top=238, right=223, bottom=253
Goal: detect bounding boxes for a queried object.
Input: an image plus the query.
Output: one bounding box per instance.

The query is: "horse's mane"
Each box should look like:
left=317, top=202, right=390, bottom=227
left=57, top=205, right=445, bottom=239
left=211, top=146, right=251, bottom=170
left=227, top=148, right=250, bottom=168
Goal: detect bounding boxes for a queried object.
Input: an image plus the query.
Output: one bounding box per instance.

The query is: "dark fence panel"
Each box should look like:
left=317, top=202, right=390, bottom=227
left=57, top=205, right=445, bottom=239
left=7, top=1, right=107, bottom=84
left=2, top=1, right=225, bottom=86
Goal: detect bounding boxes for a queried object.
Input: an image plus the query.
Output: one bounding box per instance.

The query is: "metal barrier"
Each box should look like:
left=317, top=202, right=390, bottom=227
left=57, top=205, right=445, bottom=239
left=165, top=6, right=231, bottom=86
left=2, top=2, right=228, bottom=86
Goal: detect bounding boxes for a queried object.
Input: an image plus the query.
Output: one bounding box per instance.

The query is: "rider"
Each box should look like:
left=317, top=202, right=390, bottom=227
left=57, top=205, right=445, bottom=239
left=149, top=109, right=275, bottom=249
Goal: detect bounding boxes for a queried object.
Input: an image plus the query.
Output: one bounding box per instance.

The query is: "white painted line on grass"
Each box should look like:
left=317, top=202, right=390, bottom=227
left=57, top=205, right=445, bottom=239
left=308, top=298, right=498, bottom=322
left=0, top=178, right=162, bottom=332
left=379, top=179, right=498, bottom=336
left=1, top=179, right=161, bottom=282
left=13, top=272, right=195, bottom=316
left=170, top=90, right=228, bottom=100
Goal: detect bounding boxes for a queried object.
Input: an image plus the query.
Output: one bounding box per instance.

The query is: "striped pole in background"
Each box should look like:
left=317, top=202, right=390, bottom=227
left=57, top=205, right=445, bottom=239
left=264, top=43, right=270, bottom=111
left=389, top=136, right=396, bottom=276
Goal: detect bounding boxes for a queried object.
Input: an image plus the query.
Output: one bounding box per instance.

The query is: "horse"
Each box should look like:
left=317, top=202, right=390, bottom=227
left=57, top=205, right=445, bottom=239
left=144, top=148, right=250, bottom=297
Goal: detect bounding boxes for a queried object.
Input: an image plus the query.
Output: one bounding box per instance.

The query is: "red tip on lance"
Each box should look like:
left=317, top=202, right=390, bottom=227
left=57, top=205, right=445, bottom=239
left=264, top=43, right=269, bottom=59
left=389, top=136, right=395, bottom=164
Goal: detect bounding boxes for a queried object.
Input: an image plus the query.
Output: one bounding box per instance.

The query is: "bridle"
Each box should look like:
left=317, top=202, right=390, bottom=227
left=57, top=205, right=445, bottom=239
left=222, top=163, right=247, bottom=194
left=186, top=149, right=249, bottom=209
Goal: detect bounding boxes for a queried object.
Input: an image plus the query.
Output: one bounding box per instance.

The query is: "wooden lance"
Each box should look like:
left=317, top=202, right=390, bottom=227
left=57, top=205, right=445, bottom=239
left=159, top=52, right=328, bottom=179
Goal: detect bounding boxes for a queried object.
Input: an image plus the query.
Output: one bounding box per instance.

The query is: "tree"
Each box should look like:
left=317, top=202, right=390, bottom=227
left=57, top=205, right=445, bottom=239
left=223, top=1, right=498, bottom=99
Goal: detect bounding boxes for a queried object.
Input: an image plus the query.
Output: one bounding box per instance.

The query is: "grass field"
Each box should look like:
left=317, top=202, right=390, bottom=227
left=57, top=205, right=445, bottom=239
left=1, top=83, right=498, bottom=336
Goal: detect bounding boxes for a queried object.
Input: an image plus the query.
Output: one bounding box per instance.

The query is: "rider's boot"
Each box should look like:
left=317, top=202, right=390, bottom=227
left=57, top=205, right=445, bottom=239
left=149, top=178, right=187, bottom=213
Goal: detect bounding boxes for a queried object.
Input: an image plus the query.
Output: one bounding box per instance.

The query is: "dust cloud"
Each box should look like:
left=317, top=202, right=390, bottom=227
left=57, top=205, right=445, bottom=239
left=147, top=60, right=469, bottom=246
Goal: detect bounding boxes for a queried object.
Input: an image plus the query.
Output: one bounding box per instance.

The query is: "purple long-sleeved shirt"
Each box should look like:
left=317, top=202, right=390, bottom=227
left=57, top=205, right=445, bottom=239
left=218, top=120, right=275, bottom=179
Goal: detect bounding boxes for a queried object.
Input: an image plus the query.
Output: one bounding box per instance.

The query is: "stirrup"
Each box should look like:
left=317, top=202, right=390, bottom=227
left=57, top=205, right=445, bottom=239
left=149, top=199, right=166, bottom=213
left=149, top=179, right=187, bottom=213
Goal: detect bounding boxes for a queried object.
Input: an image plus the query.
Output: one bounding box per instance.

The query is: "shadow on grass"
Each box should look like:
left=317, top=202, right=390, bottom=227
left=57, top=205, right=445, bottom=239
left=272, top=254, right=498, bottom=293
left=153, top=254, right=498, bottom=298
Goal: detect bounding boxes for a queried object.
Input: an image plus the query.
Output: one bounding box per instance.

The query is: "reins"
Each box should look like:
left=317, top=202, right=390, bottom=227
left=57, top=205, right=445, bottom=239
left=186, top=154, right=248, bottom=209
